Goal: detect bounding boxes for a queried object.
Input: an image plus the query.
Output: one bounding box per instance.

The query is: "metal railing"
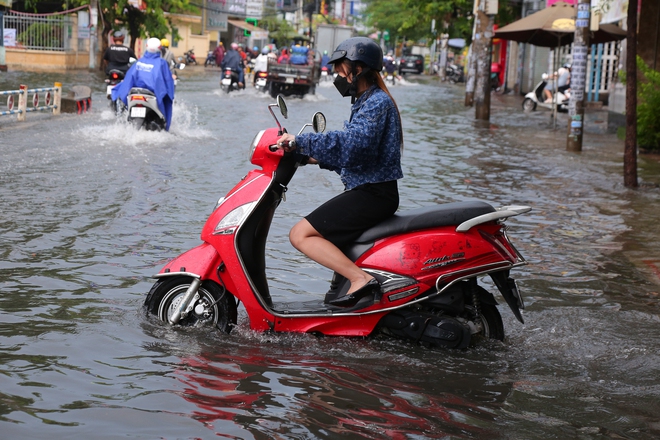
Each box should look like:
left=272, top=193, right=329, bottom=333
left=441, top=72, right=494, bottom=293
left=3, top=11, right=73, bottom=51
left=1, top=83, right=62, bottom=121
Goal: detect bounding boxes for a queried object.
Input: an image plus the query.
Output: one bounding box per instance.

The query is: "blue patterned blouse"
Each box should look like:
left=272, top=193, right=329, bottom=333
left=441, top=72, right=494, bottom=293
left=295, top=85, right=404, bottom=190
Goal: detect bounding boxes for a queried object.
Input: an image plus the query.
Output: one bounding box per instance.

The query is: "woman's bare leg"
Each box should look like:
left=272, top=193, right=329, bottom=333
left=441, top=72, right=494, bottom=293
left=289, top=219, right=373, bottom=295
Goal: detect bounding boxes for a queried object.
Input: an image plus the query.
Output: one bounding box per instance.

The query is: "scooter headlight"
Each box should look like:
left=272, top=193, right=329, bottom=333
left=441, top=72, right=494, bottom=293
left=249, top=130, right=266, bottom=161
left=213, top=201, right=256, bottom=234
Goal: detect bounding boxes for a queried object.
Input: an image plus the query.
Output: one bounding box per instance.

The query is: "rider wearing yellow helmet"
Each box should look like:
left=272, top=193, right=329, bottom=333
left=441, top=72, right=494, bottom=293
left=159, top=38, right=175, bottom=76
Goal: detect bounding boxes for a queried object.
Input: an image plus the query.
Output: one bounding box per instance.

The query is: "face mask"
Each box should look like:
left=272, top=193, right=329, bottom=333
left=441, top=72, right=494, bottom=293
left=333, top=74, right=353, bottom=98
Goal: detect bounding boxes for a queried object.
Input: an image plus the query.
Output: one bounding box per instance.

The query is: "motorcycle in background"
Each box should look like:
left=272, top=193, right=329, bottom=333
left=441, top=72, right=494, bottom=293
left=126, top=87, right=166, bottom=131
left=522, top=73, right=569, bottom=113
left=446, top=63, right=465, bottom=83
left=184, top=48, right=197, bottom=65
left=105, top=69, right=125, bottom=113
left=254, top=71, right=268, bottom=92
left=321, top=66, right=330, bottom=81
left=220, top=68, right=245, bottom=93
left=204, top=50, right=216, bottom=67
left=144, top=95, right=531, bottom=349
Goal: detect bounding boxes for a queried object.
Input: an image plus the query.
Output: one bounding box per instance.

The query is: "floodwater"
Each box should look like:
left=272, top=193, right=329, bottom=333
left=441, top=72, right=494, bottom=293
left=1, top=67, right=660, bottom=439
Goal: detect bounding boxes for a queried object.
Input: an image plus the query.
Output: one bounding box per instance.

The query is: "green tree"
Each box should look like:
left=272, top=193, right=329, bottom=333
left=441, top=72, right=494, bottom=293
left=636, top=56, right=660, bottom=152
left=363, top=0, right=473, bottom=45
left=260, top=7, right=298, bottom=49
left=363, top=0, right=519, bottom=48
left=65, top=0, right=195, bottom=56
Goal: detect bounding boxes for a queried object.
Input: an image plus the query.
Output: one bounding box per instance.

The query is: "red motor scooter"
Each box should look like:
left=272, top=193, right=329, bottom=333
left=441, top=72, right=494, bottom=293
left=144, top=96, right=531, bottom=349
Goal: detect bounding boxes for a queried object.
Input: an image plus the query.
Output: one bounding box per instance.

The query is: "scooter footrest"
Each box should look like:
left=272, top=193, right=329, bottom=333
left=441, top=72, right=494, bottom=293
left=271, top=299, right=332, bottom=314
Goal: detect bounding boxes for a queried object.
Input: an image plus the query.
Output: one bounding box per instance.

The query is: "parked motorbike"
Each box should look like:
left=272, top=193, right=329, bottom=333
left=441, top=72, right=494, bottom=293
left=254, top=71, right=268, bottom=92
left=446, top=63, right=465, bottom=83
left=144, top=96, right=531, bottom=349
left=204, top=50, right=215, bottom=67
left=490, top=62, right=502, bottom=92
left=184, top=48, right=197, bottom=65
left=490, top=72, right=501, bottom=91
left=126, top=87, right=166, bottom=131
left=522, top=73, right=569, bottom=112
left=105, top=69, right=125, bottom=113
left=220, top=68, right=244, bottom=93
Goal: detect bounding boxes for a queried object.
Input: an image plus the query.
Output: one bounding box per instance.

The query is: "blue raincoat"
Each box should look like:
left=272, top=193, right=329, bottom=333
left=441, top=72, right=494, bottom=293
left=111, top=51, right=175, bottom=130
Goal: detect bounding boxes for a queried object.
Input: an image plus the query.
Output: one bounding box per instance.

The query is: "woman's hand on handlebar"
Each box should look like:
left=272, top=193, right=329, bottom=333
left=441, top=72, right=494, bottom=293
left=276, top=134, right=296, bottom=152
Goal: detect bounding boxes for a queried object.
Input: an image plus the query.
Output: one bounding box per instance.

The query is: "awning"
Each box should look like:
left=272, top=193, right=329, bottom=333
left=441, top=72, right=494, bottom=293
left=227, top=19, right=268, bottom=39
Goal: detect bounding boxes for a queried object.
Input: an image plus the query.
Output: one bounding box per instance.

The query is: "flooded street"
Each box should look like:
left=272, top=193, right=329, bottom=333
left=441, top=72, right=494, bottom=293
left=1, top=67, right=660, bottom=439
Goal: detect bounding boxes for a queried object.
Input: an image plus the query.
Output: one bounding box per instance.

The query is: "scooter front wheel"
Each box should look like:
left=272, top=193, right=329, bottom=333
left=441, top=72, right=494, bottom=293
left=522, top=97, right=537, bottom=112
left=144, top=277, right=237, bottom=333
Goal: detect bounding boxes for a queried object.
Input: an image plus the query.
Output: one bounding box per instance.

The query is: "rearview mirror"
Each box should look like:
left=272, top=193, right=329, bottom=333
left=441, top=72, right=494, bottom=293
left=312, top=112, right=326, bottom=133
left=277, top=95, right=288, bottom=119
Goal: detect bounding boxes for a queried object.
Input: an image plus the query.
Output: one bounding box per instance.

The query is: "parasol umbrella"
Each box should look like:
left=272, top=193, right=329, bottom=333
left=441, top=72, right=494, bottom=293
left=448, top=38, right=466, bottom=49
left=494, top=1, right=626, bottom=47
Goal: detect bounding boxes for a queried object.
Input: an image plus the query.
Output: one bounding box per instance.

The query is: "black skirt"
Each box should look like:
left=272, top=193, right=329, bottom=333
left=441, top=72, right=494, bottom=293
left=305, top=180, right=399, bottom=249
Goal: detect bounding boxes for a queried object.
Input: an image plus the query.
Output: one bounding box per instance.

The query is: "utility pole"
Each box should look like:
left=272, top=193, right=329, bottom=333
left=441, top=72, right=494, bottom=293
left=566, top=0, right=590, bottom=151
left=89, top=0, right=98, bottom=70
left=474, top=0, right=496, bottom=121
left=438, top=32, right=448, bottom=80
left=623, top=0, right=638, bottom=187
left=0, top=7, right=6, bottom=72
left=465, top=18, right=477, bottom=106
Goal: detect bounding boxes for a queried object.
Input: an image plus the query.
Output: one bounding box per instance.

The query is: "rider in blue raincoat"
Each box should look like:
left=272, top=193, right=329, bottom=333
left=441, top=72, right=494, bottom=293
left=112, top=38, right=175, bottom=130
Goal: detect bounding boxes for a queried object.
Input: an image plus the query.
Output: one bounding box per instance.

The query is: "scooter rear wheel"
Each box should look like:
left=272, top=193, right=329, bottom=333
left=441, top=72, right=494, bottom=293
left=465, top=302, right=504, bottom=341
left=144, top=277, right=237, bottom=333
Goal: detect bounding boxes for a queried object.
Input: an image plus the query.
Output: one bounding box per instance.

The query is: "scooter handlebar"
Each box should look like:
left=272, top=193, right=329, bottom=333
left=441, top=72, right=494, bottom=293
left=269, top=140, right=295, bottom=152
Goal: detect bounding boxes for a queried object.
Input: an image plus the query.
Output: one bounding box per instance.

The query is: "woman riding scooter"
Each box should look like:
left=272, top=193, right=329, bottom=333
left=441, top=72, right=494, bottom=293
left=276, top=37, right=403, bottom=307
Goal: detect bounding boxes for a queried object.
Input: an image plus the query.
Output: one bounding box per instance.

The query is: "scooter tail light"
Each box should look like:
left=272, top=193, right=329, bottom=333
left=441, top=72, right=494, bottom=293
left=213, top=201, right=257, bottom=234
left=130, top=95, right=147, bottom=101
left=479, top=229, right=518, bottom=263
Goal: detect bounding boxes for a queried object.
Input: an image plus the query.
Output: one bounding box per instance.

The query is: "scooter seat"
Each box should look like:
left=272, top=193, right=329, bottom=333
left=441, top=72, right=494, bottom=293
left=355, top=201, right=495, bottom=244
left=128, top=87, right=155, bottom=96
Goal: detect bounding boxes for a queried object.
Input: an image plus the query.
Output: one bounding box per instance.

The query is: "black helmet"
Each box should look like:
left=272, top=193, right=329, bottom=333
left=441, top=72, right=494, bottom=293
left=328, top=37, right=383, bottom=71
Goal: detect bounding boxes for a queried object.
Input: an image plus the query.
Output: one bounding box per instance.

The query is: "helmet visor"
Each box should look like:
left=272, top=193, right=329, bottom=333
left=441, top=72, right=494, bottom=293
left=328, top=49, right=347, bottom=65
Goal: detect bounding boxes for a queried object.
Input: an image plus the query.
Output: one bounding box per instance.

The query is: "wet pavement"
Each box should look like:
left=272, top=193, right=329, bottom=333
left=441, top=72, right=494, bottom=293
left=1, top=67, right=660, bottom=439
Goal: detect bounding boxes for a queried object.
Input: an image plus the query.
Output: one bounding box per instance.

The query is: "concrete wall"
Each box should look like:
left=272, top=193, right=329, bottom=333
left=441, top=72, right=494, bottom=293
left=5, top=49, right=96, bottom=70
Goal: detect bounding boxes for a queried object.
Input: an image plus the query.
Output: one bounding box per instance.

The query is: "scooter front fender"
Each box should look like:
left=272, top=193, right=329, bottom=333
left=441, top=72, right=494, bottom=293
left=156, top=242, right=222, bottom=283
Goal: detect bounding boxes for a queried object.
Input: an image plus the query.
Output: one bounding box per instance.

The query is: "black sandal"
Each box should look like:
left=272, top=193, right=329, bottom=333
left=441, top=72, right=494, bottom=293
left=327, top=278, right=380, bottom=308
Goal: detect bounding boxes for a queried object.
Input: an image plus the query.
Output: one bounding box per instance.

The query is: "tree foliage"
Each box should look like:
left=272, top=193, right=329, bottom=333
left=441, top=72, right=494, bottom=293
left=636, top=56, right=660, bottom=152
left=363, top=0, right=473, bottom=44
left=260, top=14, right=298, bottom=49
left=363, top=0, right=520, bottom=47
left=58, top=0, right=195, bottom=54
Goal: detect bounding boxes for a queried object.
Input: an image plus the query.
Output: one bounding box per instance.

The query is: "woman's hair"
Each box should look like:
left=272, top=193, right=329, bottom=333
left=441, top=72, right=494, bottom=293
left=361, top=66, right=404, bottom=150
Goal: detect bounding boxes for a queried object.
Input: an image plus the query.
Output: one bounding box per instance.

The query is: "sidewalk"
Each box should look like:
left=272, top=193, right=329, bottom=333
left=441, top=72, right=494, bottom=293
left=490, top=91, right=626, bottom=135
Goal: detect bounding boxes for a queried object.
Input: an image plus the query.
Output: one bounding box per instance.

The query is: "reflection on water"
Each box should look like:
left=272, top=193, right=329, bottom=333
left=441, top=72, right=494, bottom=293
left=1, top=68, right=660, bottom=439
